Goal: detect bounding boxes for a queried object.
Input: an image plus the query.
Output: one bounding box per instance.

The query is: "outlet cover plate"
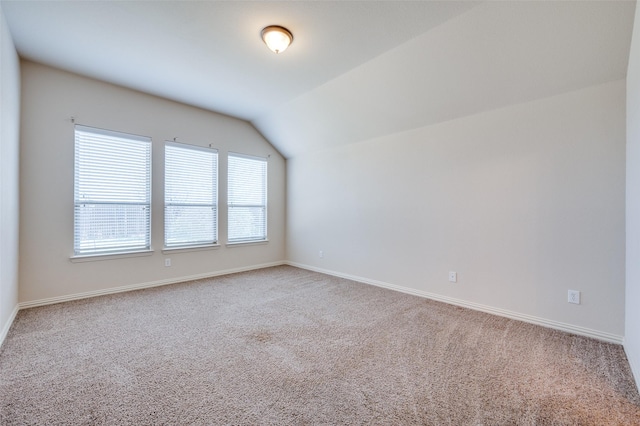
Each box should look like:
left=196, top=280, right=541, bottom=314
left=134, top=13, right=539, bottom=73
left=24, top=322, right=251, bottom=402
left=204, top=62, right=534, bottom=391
left=448, top=271, right=457, bottom=283
left=568, top=290, right=580, bottom=304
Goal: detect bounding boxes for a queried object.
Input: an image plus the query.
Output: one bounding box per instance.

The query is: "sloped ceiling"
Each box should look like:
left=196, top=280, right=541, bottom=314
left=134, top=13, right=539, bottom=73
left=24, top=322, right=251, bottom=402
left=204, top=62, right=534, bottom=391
left=1, top=1, right=635, bottom=158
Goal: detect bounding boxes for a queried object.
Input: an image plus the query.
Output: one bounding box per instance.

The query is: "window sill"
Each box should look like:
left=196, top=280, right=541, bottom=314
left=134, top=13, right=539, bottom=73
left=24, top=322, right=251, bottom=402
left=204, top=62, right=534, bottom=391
left=226, top=240, right=269, bottom=248
left=70, top=250, right=154, bottom=263
left=162, top=244, right=220, bottom=254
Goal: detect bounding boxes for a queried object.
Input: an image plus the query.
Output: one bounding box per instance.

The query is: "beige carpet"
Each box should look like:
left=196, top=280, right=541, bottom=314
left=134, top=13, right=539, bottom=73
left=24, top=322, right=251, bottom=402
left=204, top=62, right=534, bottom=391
left=0, top=266, right=639, bottom=425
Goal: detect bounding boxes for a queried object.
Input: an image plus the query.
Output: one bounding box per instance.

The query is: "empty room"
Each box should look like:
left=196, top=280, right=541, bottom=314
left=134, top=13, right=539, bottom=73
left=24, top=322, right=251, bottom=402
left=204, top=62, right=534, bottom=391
left=1, top=0, right=640, bottom=424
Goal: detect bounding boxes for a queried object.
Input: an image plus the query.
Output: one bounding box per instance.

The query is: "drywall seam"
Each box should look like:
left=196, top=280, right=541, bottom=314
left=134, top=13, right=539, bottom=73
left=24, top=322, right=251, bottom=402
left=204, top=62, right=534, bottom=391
left=0, top=304, right=19, bottom=349
left=286, top=261, right=624, bottom=345
left=18, top=261, right=285, bottom=309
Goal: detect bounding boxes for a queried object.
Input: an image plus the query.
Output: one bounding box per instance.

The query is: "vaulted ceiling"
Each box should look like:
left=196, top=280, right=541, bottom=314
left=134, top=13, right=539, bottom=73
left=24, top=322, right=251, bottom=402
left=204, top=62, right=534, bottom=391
left=1, top=1, right=636, bottom=158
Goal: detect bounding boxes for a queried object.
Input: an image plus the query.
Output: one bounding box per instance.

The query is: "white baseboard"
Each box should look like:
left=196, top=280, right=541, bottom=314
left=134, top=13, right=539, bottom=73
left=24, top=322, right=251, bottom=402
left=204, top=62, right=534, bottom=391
left=0, top=304, right=19, bottom=349
left=624, top=343, right=640, bottom=392
left=286, top=261, right=624, bottom=345
left=18, top=261, right=286, bottom=310
left=15, top=260, right=625, bottom=345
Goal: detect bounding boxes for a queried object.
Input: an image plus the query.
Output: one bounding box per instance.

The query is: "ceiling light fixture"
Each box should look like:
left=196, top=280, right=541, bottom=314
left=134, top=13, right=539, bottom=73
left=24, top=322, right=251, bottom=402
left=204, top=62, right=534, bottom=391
left=261, top=25, right=293, bottom=54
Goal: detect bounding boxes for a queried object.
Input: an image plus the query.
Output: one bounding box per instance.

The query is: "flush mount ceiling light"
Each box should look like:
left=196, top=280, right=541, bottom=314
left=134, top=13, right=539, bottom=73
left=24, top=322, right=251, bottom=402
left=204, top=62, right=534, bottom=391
left=261, top=25, right=293, bottom=54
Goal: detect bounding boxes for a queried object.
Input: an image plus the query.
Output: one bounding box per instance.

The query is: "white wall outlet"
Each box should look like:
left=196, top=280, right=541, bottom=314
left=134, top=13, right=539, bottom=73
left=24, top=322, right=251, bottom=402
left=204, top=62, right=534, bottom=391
left=319, top=250, right=323, bottom=258
left=568, top=289, right=580, bottom=304
left=165, top=258, right=171, bottom=267
left=448, top=271, right=457, bottom=283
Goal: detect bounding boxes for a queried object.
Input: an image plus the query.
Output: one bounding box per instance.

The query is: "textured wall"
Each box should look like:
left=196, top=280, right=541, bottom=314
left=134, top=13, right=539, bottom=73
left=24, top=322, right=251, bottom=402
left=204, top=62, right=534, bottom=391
left=287, top=80, right=626, bottom=338
left=626, top=1, right=640, bottom=391
left=18, top=61, right=286, bottom=303
left=0, top=5, right=20, bottom=343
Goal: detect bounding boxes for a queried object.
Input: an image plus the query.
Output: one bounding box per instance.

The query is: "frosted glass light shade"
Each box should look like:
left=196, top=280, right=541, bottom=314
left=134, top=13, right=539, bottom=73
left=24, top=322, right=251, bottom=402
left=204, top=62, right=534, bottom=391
left=261, top=26, right=293, bottom=54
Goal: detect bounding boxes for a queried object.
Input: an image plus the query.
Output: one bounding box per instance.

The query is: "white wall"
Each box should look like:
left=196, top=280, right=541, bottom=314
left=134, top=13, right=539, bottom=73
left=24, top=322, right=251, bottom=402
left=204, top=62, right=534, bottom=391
left=19, top=61, right=285, bottom=304
left=626, top=2, right=640, bottom=389
left=288, top=80, right=626, bottom=340
left=0, top=5, right=20, bottom=343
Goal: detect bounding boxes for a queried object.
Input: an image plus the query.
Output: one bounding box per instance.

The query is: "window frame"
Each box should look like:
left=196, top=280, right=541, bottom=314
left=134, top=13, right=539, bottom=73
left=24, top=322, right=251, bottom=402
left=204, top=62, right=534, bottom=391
left=72, top=124, right=152, bottom=258
left=164, top=141, right=219, bottom=250
left=227, top=152, right=268, bottom=244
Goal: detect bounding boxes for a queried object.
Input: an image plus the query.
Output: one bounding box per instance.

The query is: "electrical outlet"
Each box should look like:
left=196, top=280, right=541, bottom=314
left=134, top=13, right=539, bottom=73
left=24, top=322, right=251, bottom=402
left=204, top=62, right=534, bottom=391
left=165, top=258, right=171, bottom=267
left=319, top=250, right=323, bottom=258
left=568, top=290, right=580, bottom=304
left=448, top=271, right=457, bottom=283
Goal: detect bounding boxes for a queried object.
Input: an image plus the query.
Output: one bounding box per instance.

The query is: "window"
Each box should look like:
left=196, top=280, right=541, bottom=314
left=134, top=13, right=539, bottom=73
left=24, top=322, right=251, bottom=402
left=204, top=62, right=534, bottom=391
left=164, top=142, right=218, bottom=248
left=74, top=125, right=151, bottom=256
left=228, top=153, right=267, bottom=243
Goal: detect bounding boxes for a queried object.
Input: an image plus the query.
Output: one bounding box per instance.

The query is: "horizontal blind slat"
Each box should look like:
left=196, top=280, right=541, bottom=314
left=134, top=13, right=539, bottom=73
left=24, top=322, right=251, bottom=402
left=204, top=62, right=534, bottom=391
left=164, top=142, right=218, bottom=247
left=74, top=125, right=151, bottom=256
left=228, top=154, right=267, bottom=243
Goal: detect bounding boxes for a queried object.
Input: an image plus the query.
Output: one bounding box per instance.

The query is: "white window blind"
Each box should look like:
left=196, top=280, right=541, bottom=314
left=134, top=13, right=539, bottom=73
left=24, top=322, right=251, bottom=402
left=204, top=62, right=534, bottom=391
left=228, top=153, right=267, bottom=243
left=165, top=142, right=218, bottom=248
left=74, top=125, right=152, bottom=256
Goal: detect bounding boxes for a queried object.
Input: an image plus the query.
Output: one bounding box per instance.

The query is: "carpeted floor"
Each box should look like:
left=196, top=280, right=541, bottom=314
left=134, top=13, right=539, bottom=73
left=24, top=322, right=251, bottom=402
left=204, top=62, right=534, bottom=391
left=0, top=265, right=639, bottom=425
